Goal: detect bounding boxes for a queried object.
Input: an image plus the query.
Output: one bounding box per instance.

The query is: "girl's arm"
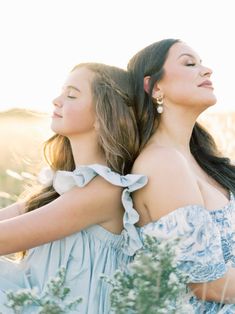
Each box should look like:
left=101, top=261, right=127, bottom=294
left=0, top=175, right=122, bottom=255
left=132, top=148, right=235, bottom=303
left=0, top=201, right=25, bottom=221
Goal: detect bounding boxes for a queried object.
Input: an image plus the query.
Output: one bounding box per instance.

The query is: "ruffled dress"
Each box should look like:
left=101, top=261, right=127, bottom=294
left=0, top=164, right=147, bottom=314
left=139, top=191, right=235, bottom=313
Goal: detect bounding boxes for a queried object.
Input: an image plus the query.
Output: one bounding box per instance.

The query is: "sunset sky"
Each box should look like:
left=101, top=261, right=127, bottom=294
left=0, top=0, right=234, bottom=113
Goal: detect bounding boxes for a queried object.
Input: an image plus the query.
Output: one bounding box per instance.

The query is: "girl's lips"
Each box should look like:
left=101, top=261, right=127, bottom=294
left=52, top=112, right=62, bottom=118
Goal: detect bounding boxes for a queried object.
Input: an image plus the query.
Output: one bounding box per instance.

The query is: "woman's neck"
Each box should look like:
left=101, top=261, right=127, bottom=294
left=150, top=108, right=201, bottom=156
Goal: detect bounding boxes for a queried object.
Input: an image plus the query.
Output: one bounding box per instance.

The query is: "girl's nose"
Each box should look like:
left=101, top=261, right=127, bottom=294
left=52, top=96, right=63, bottom=108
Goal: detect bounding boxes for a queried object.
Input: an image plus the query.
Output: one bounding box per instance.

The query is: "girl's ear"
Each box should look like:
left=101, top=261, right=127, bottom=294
left=143, top=76, right=150, bottom=94
left=93, top=118, right=100, bottom=131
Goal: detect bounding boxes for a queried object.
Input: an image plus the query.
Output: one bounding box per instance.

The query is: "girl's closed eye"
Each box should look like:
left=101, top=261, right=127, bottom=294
left=66, top=88, right=79, bottom=99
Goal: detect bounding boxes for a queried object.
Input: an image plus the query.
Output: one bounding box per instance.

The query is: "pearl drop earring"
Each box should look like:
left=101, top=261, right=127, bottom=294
left=156, top=96, right=164, bottom=114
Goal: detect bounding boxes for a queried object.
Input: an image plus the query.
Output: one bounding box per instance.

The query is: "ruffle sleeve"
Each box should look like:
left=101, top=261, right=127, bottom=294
left=39, top=164, right=148, bottom=256
left=140, top=205, right=228, bottom=283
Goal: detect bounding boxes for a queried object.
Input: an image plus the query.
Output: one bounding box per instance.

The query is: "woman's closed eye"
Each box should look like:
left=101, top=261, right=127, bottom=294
left=186, top=62, right=196, bottom=66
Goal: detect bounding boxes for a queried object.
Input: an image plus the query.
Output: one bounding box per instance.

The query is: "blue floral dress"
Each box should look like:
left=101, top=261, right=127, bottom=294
left=0, top=164, right=147, bottom=314
left=139, top=191, right=235, bottom=314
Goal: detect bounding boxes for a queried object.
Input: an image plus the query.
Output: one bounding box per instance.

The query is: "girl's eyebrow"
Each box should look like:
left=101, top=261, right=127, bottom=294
left=64, top=85, right=81, bottom=92
left=177, top=53, right=202, bottom=63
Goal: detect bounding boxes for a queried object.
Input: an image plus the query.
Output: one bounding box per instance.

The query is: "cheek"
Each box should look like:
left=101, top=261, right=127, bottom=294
left=162, top=72, right=196, bottom=101
left=163, top=80, right=193, bottom=103
left=165, top=83, right=216, bottom=107
left=64, top=106, right=96, bottom=132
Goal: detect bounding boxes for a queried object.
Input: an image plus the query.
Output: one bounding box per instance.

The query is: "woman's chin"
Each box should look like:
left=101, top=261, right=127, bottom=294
left=202, top=95, right=217, bottom=108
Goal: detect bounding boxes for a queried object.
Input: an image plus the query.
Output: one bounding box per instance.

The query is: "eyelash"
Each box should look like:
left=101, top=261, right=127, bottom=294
left=186, top=63, right=196, bottom=67
left=67, top=95, right=76, bottom=99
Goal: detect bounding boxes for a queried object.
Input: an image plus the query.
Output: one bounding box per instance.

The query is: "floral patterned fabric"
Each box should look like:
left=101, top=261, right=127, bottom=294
left=139, top=191, right=235, bottom=313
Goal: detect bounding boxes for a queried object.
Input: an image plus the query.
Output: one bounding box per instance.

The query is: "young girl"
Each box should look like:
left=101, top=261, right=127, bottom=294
left=128, top=39, right=235, bottom=313
left=0, top=63, right=147, bottom=313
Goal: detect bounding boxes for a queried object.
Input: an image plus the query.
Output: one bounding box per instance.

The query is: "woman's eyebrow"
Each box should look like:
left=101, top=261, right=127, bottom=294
left=177, top=53, right=202, bottom=63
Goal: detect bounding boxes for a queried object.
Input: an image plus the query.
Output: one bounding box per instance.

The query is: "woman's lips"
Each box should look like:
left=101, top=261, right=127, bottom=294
left=198, top=80, right=214, bottom=89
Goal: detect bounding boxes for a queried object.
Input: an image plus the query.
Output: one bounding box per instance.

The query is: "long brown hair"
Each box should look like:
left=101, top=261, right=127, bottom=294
left=24, top=63, right=139, bottom=212
left=127, top=39, right=235, bottom=194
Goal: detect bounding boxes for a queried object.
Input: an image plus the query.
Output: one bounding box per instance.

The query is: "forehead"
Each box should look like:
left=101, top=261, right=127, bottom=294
left=167, top=42, right=201, bottom=62
left=64, top=67, right=95, bottom=89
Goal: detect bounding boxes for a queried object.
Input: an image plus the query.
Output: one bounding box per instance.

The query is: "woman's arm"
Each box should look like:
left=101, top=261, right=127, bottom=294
left=189, top=268, right=235, bottom=303
left=0, top=175, right=122, bottom=255
left=132, top=147, right=235, bottom=303
left=0, top=201, right=25, bottom=221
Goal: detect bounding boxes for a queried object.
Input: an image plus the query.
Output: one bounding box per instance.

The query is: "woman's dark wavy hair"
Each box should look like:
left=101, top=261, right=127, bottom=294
left=24, top=63, right=139, bottom=212
left=127, top=38, right=235, bottom=195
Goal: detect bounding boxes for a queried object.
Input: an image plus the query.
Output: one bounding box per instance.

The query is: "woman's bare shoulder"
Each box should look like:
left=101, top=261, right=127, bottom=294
left=132, top=146, right=188, bottom=174
left=132, top=146, right=204, bottom=221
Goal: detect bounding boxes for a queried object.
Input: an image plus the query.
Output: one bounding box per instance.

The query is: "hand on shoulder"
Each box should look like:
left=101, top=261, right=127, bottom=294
left=132, top=147, right=204, bottom=222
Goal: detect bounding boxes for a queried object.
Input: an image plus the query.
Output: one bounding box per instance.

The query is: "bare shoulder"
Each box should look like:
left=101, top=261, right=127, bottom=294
left=132, top=146, right=194, bottom=180
left=132, top=147, right=204, bottom=222
left=133, top=146, right=187, bottom=174
left=65, top=174, right=123, bottom=212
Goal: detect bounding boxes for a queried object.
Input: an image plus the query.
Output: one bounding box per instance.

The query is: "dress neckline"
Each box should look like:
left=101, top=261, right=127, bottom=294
left=207, top=190, right=234, bottom=214
left=138, top=191, right=235, bottom=228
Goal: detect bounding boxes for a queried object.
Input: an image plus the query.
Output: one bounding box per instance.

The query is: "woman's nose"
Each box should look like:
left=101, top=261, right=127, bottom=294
left=200, top=65, right=213, bottom=77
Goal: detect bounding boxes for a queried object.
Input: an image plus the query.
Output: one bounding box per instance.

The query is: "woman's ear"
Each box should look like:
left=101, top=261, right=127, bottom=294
left=152, top=89, right=158, bottom=99
left=152, top=83, right=162, bottom=99
left=143, top=76, right=151, bottom=94
left=144, top=76, right=161, bottom=98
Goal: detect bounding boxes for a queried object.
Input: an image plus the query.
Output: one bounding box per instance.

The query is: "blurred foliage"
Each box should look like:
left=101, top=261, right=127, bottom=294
left=5, top=267, right=82, bottom=313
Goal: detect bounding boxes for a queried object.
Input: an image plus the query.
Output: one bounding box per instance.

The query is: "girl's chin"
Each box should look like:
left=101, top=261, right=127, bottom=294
left=50, top=124, right=63, bottom=135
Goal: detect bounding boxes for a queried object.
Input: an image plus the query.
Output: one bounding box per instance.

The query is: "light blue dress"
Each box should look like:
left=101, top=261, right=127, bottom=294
left=139, top=191, right=235, bottom=314
left=0, top=164, right=147, bottom=314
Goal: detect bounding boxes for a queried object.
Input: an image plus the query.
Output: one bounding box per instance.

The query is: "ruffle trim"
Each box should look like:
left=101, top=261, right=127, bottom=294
left=38, top=164, right=148, bottom=256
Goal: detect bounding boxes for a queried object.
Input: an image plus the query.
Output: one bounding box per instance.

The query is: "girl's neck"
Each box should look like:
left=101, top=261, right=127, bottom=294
left=69, top=133, right=106, bottom=167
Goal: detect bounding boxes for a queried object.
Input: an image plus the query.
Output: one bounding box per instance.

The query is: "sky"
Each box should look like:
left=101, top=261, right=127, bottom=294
left=0, top=0, right=234, bottom=114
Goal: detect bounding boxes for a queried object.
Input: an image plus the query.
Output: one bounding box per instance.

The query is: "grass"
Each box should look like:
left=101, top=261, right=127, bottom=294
left=0, top=109, right=51, bottom=207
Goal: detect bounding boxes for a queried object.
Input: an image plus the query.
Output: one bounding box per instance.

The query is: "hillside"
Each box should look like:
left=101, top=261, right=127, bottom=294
left=0, top=108, right=48, bottom=119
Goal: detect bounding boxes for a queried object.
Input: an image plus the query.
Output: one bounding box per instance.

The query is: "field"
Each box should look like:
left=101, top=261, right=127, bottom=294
left=0, top=108, right=235, bottom=208
left=0, top=109, right=52, bottom=207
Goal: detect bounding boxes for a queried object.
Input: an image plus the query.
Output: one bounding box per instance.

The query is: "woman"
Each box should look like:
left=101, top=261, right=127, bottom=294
left=128, top=39, right=235, bottom=313
left=0, top=63, right=147, bottom=313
